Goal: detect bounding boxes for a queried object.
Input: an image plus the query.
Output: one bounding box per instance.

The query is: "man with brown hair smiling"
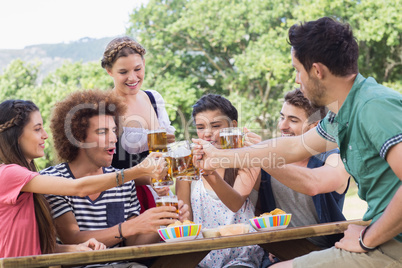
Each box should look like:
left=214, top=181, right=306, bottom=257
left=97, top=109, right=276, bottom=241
left=258, top=88, right=350, bottom=267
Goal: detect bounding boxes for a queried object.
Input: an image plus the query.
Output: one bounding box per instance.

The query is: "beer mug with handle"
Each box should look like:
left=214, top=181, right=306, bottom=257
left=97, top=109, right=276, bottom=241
left=155, top=195, right=179, bottom=214
left=219, top=127, right=244, bottom=149
left=148, top=128, right=172, bottom=187
left=147, top=128, right=167, bottom=153
left=167, top=140, right=201, bottom=181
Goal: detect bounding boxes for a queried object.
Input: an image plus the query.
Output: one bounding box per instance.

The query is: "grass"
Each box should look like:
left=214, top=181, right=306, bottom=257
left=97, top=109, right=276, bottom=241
left=343, top=180, right=368, bottom=220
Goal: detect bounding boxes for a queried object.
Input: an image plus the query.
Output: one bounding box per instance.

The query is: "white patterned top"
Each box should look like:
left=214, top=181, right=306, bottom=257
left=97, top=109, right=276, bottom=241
left=121, top=90, right=175, bottom=154
left=191, top=179, right=264, bottom=268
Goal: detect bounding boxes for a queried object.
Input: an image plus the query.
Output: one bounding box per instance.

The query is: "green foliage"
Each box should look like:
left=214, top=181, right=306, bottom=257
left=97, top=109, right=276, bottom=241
left=128, top=0, right=294, bottom=139
left=0, top=59, right=40, bottom=101
left=344, top=0, right=402, bottom=82
left=149, top=73, right=199, bottom=140
left=42, top=61, right=113, bottom=90
left=128, top=0, right=401, bottom=139
left=0, top=0, right=400, bottom=169
left=0, top=59, right=112, bottom=169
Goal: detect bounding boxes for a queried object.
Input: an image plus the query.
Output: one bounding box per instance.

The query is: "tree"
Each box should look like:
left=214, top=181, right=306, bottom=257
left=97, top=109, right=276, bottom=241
left=127, top=0, right=401, bottom=139
left=0, top=59, right=40, bottom=101
left=36, top=61, right=112, bottom=168
left=42, top=61, right=112, bottom=90
left=0, top=0, right=400, bottom=169
left=0, top=59, right=112, bottom=169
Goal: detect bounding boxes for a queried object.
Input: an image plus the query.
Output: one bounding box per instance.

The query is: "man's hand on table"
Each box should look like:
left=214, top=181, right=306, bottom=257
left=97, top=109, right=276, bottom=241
left=335, top=224, right=367, bottom=253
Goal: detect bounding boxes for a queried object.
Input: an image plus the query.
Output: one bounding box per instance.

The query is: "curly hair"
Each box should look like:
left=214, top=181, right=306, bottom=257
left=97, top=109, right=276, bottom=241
left=288, top=17, right=359, bottom=76
left=101, top=36, right=146, bottom=70
left=50, top=89, right=127, bottom=162
left=284, top=88, right=328, bottom=124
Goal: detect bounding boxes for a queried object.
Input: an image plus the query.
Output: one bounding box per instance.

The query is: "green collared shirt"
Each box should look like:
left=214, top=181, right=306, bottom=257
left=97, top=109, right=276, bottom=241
left=317, top=74, right=402, bottom=242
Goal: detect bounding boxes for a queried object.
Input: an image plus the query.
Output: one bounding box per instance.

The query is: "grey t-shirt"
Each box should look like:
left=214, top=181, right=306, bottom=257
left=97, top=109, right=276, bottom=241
left=271, top=177, right=330, bottom=248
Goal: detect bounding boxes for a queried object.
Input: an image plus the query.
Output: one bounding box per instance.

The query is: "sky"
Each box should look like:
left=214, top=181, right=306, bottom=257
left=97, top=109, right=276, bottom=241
left=0, top=0, right=148, bottom=49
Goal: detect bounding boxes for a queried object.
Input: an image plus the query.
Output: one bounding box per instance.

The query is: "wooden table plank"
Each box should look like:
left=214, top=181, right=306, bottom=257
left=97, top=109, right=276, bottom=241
left=0, top=220, right=369, bottom=268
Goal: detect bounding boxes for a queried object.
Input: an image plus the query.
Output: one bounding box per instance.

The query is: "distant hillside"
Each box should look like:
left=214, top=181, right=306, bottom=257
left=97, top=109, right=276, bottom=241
left=0, top=37, right=114, bottom=81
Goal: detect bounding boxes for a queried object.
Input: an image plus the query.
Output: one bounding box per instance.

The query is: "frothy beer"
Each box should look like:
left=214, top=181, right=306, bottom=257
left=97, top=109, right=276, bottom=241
left=171, top=154, right=200, bottom=180
left=151, top=156, right=174, bottom=187
left=155, top=196, right=179, bottom=214
left=169, top=142, right=200, bottom=181
left=219, top=127, right=243, bottom=149
left=147, top=129, right=167, bottom=152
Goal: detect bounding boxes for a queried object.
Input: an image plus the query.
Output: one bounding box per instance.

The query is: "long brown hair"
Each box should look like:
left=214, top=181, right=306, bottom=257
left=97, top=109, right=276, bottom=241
left=0, top=100, right=56, bottom=254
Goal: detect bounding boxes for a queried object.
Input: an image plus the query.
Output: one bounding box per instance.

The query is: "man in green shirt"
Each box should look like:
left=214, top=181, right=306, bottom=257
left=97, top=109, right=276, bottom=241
left=194, top=17, right=402, bottom=267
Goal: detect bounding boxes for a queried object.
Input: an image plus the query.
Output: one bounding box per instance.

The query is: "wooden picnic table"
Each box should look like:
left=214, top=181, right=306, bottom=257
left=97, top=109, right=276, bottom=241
left=0, top=219, right=369, bottom=268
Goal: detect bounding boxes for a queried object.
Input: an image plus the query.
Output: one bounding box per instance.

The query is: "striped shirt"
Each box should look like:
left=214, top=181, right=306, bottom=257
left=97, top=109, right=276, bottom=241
left=41, top=163, right=140, bottom=233
left=41, top=163, right=142, bottom=267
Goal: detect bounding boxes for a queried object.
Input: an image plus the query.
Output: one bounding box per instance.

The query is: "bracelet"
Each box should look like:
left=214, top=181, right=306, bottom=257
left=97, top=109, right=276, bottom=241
left=115, top=222, right=127, bottom=242
left=359, top=225, right=377, bottom=251
left=121, top=169, right=125, bottom=185
left=115, top=170, right=120, bottom=186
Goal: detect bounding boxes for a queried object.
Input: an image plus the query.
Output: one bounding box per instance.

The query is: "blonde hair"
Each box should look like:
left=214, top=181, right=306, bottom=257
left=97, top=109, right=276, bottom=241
left=101, top=36, right=146, bottom=70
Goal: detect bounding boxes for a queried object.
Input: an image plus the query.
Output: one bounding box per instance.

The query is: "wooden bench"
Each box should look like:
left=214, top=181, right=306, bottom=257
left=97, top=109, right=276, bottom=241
left=0, top=219, right=369, bottom=268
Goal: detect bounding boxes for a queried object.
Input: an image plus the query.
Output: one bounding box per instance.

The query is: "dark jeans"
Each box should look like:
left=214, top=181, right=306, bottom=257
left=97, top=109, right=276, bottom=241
left=260, top=251, right=281, bottom=268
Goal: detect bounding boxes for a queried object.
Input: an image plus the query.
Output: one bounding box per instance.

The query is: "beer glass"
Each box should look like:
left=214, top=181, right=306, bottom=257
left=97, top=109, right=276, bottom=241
left=219, top=127, right=243, bottom=149
left=151, top=155, right=174, bottom=188
left=167, top=141, right=201, bottom=181
left=147, top=129, right=167, bottom=153
left=155, top=195, right=179, bottom=214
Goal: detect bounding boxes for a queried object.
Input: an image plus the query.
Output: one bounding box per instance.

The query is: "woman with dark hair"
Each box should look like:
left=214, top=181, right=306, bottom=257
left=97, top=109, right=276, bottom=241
left=176, top=94, right=264, bottom=267
left=102, top=36, right=176, bottom=210
left=0, top=99, right=166, bottom=258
